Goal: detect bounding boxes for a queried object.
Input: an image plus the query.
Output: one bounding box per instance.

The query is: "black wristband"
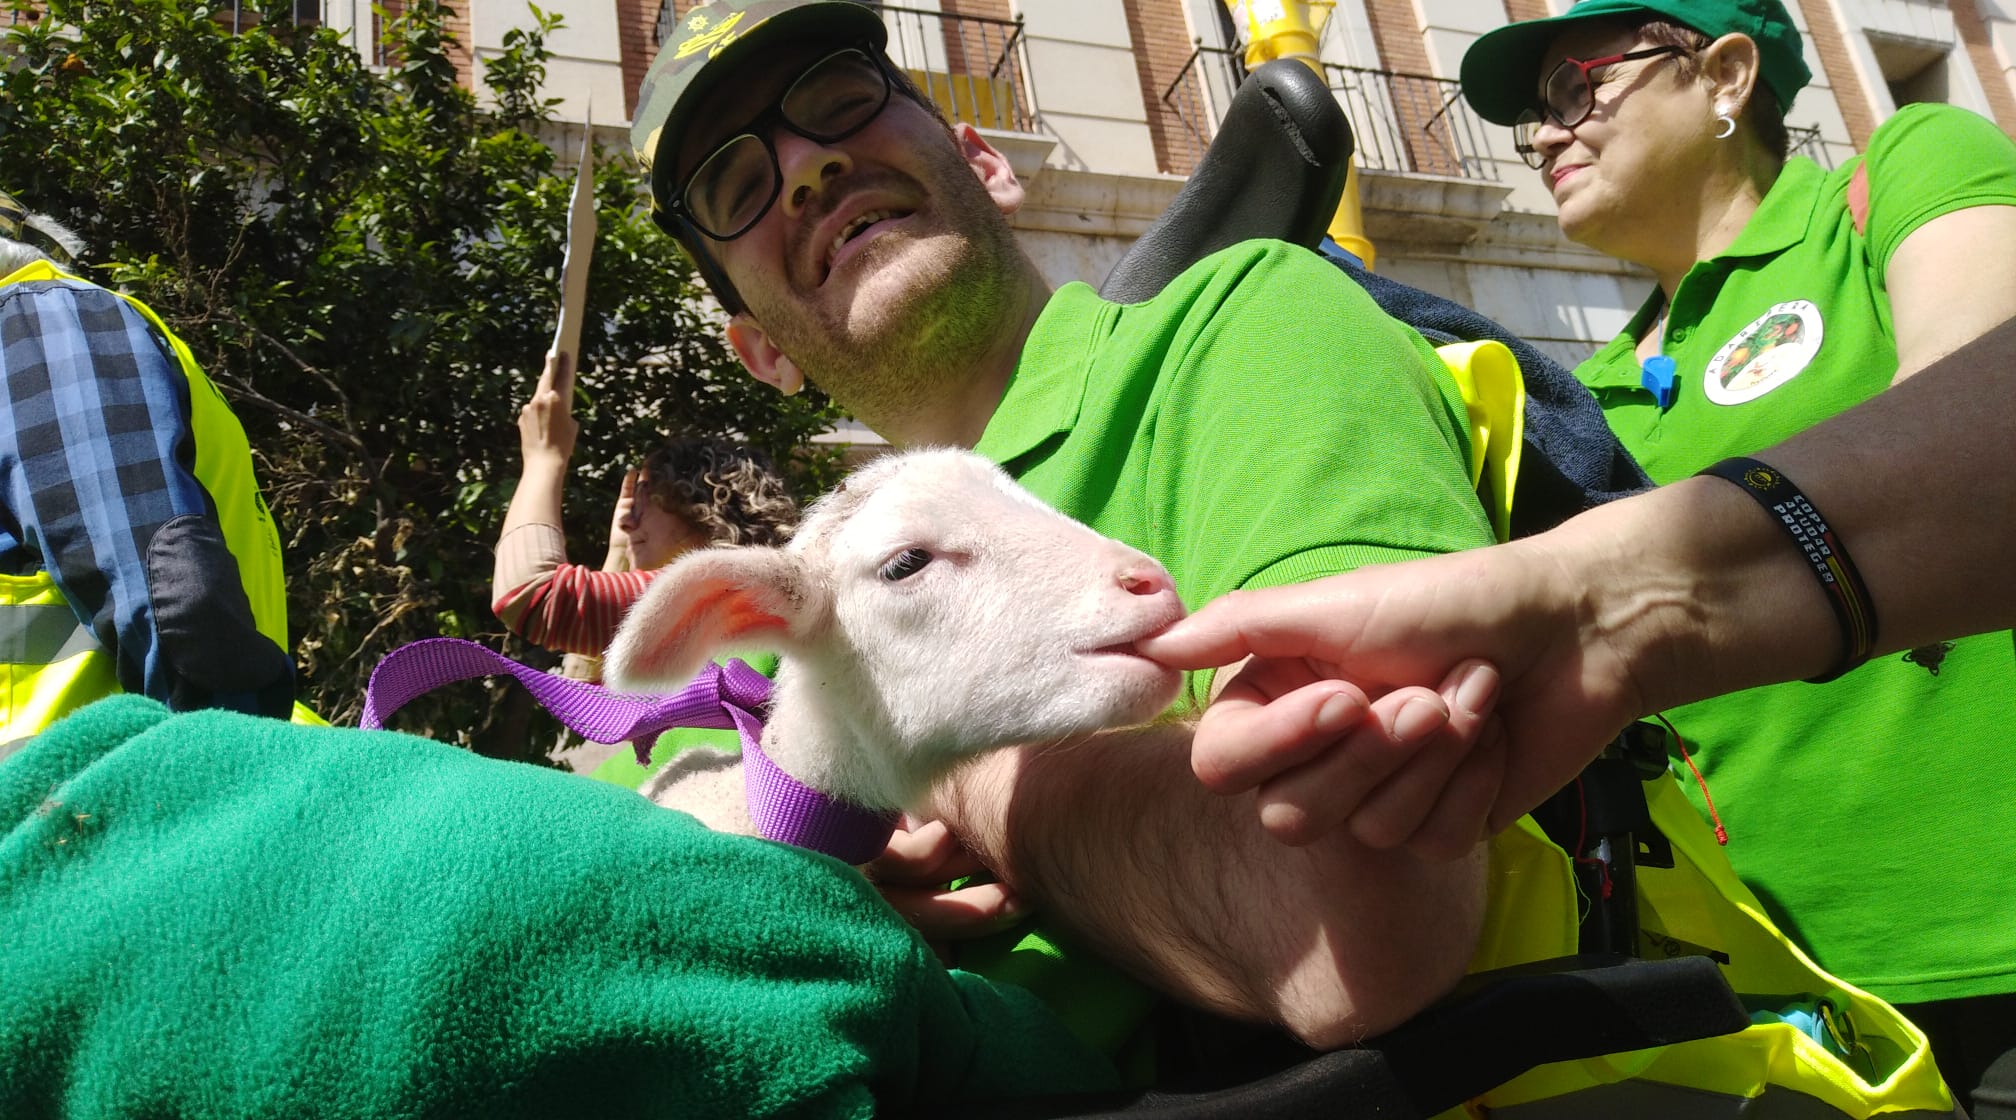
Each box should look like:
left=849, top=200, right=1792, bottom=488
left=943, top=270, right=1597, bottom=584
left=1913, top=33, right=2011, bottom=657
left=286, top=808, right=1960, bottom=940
left=1697, top=457, right=1878, bottom=684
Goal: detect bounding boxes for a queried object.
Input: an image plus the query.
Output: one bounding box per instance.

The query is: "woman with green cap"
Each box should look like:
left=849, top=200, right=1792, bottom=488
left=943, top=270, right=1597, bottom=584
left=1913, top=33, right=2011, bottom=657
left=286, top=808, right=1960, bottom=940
left=1461, top=0, right=2016, bottom=1112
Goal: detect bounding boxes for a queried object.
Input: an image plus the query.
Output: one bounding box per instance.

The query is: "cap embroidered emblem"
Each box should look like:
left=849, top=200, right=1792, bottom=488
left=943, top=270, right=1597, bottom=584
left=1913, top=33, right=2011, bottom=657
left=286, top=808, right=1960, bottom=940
left=675, top=11, right=746, bottom=59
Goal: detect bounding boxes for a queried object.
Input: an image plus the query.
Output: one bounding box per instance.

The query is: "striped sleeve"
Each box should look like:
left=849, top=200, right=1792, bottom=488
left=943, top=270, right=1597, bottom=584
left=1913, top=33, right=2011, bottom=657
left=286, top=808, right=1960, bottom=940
left=493, top=553, right=656, bottom=657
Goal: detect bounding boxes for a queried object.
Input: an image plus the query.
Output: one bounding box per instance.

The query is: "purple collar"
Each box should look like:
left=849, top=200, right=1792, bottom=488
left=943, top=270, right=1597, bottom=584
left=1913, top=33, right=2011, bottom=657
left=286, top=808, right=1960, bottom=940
left=361, top=639, right=898, bottom=863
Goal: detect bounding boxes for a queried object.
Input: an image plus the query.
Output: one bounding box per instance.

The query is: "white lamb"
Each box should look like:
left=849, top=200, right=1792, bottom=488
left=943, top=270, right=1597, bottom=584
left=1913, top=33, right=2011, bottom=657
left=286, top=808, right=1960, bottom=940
left=602, top=447, right=1186, bottom=842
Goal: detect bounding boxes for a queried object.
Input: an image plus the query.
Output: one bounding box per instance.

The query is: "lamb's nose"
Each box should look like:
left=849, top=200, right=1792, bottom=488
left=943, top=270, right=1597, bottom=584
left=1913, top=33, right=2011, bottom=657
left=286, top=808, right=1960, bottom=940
left=1118, top=565, right=1174, bottom=598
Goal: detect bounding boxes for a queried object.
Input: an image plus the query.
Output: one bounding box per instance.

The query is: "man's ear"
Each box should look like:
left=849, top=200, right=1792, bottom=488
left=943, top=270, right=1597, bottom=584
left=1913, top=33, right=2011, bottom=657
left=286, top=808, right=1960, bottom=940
left=726, top=314, right=806, bottom=396
left=1701, top=33, right=1763, bottom=115
left=954, top=122, right=1025, bottom=217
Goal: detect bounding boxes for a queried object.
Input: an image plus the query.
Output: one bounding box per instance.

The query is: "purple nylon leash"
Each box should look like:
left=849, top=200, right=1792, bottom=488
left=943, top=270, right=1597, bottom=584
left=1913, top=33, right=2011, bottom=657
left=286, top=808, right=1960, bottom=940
left=360, top=638, right=897, bottom=863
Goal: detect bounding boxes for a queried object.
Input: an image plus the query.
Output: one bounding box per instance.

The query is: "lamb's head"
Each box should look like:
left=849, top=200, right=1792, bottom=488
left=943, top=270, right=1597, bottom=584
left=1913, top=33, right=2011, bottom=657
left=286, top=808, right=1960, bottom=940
left=602, top=448, right=1185, bottom=810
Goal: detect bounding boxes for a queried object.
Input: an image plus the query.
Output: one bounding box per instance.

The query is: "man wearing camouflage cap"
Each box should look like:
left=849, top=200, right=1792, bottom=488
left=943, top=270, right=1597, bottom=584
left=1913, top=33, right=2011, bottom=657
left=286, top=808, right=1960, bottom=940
left=633, top=0, right=1503, bottom=1058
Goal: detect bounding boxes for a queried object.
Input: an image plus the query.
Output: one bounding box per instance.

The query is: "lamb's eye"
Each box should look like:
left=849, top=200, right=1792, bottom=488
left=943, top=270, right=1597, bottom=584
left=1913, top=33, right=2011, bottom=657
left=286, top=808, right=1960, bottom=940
left=879, top=547, right=933, bottom=581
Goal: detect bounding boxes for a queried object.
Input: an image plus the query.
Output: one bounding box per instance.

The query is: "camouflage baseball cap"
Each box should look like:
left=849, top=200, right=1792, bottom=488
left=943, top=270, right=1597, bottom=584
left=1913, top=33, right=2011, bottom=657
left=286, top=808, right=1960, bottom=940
left=632, top=0, right=887, bottom=225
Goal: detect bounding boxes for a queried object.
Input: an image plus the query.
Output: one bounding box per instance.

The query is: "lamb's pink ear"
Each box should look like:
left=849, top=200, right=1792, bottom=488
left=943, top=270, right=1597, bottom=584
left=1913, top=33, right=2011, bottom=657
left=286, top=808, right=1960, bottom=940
left=603, top=548, right=822, bottom=693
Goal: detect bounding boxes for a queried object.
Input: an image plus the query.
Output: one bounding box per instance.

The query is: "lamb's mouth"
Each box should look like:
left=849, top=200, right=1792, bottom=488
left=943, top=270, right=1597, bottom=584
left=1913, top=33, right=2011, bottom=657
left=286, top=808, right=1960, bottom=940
left=823, top=208, right=909, bottom=278
left=1085, top=636, right=1169, bottom=662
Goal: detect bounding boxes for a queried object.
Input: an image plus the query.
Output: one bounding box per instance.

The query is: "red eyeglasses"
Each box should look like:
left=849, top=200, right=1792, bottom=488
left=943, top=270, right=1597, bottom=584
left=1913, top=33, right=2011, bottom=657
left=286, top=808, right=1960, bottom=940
left=1512, top=45, right=1689, bottom=168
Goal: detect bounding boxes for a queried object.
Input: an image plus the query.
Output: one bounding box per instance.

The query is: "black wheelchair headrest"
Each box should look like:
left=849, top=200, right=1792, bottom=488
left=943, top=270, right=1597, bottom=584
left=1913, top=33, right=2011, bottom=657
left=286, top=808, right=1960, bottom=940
left=1098, top=59, right=1353, bottom=304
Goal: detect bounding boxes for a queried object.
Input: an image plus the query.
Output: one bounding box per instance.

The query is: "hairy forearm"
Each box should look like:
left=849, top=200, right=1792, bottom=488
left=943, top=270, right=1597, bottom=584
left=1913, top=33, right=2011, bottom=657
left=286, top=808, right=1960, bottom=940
left=1547, top=315, right=2016, bottom=716
left=1525, top=474, right=1830, bottom=719
left=1769, top=318, right=2015, bottom=651
left=932, top=722, right=1487, bottom=1047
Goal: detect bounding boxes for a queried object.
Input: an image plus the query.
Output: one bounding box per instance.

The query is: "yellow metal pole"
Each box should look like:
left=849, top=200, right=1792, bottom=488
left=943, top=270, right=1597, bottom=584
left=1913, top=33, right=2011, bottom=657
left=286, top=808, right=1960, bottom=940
left=1227, top=0, right=1376, bottom=268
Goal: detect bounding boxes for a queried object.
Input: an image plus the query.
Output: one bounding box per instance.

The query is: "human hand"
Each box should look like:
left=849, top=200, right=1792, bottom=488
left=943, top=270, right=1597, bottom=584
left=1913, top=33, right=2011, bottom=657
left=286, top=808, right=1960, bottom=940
left=1185, top=654, right=1506, bottom=860
left=602, top=467, right=640, bottom=572
left=1137, top=543, right=1645, bottom=852
left=863, top=816, right=1027, bottom=962
left=517, top=350, right=578, bottom=469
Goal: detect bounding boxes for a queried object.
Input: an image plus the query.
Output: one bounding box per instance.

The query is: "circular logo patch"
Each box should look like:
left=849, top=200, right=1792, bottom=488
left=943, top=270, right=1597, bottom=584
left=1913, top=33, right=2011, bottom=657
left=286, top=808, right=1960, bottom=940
left=1703, top=300, right=1824, bottom=406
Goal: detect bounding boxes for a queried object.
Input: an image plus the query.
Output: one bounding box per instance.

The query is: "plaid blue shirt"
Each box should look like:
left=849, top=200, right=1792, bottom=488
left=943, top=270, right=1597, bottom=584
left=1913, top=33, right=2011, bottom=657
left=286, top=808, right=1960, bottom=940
left=1, top=276, right=291, bottom=715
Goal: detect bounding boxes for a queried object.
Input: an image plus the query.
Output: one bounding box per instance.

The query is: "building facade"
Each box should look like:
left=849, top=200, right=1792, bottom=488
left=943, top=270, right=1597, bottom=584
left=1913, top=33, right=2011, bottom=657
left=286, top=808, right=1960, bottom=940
left=317, top=0, right=2016, bottom=368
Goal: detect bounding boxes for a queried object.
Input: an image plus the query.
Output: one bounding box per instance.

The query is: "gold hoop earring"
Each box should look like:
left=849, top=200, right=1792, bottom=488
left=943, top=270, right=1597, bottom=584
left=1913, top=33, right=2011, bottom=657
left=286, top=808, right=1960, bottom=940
left=1714, top=113, right=1737, bottom=140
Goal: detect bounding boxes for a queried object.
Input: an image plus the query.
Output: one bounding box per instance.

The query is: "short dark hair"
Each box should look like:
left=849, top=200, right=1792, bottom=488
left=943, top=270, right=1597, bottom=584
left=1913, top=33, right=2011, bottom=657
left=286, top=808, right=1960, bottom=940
left=1635, top=18, right=1790, bottom=161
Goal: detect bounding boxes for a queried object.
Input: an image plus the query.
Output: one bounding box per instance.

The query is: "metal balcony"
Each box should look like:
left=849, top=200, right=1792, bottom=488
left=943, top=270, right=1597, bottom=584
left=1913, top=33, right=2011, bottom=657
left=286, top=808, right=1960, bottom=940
left=214, top=1, right=323, bottom=33
left=1164, top=44, right=1499, bottom=182
left=655, top=1, right=1037, bottom=134
left=1788, top=124, right=1835, bottom=169
left=1324, top=61, right=1497, bottom=181
left=880, top=4, right=1034, bottom=134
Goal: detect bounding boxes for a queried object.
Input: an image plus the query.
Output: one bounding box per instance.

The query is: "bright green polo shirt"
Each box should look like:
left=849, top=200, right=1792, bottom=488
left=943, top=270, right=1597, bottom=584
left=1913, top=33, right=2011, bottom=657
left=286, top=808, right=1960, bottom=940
left=959, top=238, right=1495, bottom=1068
left=1580, top=103, right=2016, bottom=476
left=977, top=239, right=1491, bottom=705
left=1576, top=104, right=2016, bottom=1004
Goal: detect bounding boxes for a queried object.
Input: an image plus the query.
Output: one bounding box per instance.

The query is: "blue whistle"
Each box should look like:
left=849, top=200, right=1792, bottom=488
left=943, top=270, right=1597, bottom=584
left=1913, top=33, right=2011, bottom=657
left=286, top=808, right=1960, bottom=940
left=1641, top=354, right=1678, bottom=410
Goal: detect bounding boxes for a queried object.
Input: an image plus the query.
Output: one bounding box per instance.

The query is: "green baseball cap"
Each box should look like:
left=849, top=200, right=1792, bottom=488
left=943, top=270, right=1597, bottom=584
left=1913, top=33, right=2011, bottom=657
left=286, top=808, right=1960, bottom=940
left=1459, top=0, right=1811, bottom=126
left=631, top=0, right=887, bottom=225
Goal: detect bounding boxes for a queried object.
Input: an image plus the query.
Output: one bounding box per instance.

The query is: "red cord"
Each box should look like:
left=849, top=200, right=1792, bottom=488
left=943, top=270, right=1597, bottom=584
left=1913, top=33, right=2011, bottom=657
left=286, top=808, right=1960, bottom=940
left=1570, top=775, right=1614, bottom=899
left=1661, top=713, right=1728, bottom=845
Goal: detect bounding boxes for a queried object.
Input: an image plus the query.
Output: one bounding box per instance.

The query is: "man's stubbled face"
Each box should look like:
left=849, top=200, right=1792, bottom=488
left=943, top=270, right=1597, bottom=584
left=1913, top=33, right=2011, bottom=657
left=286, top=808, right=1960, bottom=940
left=679, top=42, right=1027, bottom=426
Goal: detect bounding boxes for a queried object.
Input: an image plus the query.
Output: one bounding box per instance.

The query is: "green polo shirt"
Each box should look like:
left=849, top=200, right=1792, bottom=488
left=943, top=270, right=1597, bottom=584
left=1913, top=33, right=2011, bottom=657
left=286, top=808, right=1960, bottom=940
left=1576, top=104, right=2016, bottom=1004
left=1579, top=103, right=2016, bottom=478
left=958, top=238, right=1496, bottom=1068
left=977, top=239, right=1491, bottom=705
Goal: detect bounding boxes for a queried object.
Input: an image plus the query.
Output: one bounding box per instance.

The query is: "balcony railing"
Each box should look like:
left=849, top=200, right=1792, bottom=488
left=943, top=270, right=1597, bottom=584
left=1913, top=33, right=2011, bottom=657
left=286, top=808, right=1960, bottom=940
left=213, top=1, right=322, bottom=34
left=1324, top=62, right=1496, bottom=181
left=1160, top=43, right=1245, bottom=174
left=1163, top=44, right=1497, bottom=183
left=1788, top=124, right=1835, bottom=169
left=881, top=4, right=1033, bottom=133
left=655, top=1, right=1036, bottom=134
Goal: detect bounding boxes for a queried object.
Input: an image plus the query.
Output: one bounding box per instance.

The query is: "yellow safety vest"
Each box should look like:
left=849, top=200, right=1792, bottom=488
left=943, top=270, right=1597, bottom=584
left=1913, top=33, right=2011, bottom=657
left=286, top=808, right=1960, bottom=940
left=1437, top=341, right=1525, bottom=544
left=1450, top=754, right=1952, bottom=1117
left=1426, top=343, right=1950, bottom=1115
left=0, top=262, right=299, bottom=745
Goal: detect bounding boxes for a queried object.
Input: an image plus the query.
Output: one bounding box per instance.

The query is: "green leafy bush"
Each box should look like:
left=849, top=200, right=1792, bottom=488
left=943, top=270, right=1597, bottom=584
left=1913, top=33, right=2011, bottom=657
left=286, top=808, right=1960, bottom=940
left=0, top=0, right=843, bottom=752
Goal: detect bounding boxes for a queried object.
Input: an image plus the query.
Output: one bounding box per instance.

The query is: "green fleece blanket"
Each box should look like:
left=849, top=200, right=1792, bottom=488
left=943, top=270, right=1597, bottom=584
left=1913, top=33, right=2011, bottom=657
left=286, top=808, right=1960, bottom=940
left=0, top=696, right=1117, bottom=1118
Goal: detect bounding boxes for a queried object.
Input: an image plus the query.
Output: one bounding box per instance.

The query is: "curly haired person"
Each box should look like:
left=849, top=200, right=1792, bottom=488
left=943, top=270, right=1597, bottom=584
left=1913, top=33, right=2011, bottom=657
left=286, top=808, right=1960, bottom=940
left=492, top=350, right=797, bottom=770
